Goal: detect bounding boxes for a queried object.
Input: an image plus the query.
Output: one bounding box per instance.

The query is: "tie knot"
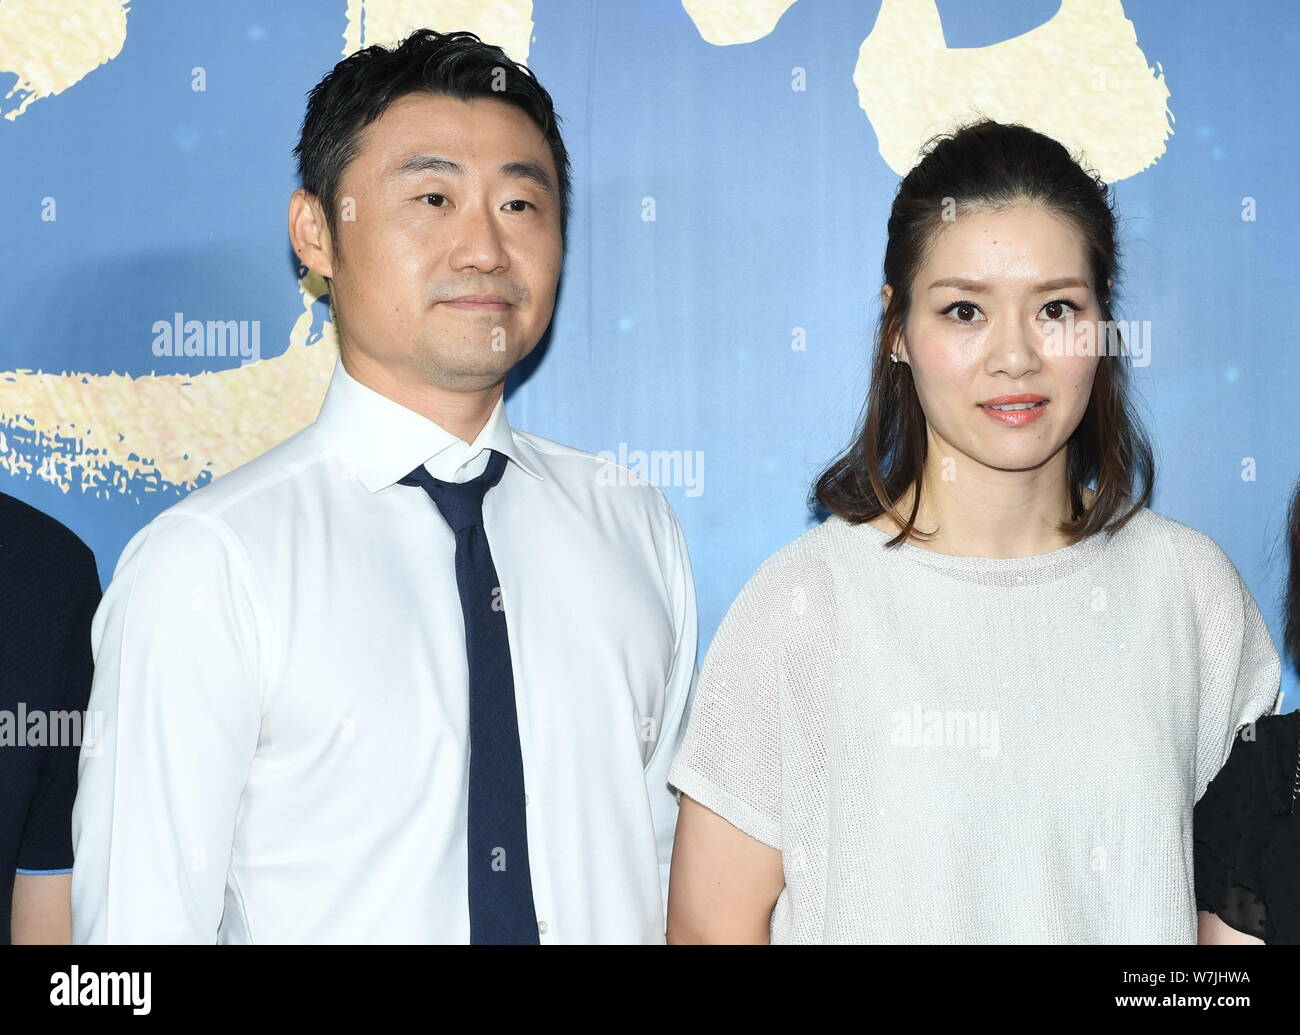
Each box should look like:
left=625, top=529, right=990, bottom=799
left=399, top=448, right=508, bottom=533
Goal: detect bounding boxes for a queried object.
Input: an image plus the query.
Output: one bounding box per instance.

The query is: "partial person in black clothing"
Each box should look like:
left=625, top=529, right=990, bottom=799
left=1194, top=482, right=1300, bottom=944
left=0, top=491, right=100, bottom=943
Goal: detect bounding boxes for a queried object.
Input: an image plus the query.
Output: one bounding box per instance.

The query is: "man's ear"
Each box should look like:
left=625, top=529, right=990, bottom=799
left=288, top=189, right=336, bottom=280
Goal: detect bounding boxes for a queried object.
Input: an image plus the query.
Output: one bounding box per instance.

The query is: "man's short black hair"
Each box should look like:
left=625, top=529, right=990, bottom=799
left=293, top=28, right=572, bottom=254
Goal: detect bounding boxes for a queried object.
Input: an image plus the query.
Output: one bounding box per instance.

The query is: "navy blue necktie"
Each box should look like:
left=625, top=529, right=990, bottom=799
left=399, top=448, right=540, bottom=945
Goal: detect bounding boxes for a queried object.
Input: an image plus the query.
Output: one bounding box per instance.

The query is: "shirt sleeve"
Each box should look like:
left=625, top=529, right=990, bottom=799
left=1189, top=537, right=1282, bottom=805
left=71, top=510, right=267, bottom=944
left=667, top=548, right=793, bottom=851
left=16, top=541, right=101, bottom=874
left=640, top=500, right=699, bottom=926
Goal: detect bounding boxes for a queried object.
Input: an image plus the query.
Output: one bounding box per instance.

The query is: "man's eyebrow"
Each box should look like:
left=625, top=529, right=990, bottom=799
left=390, top=154, right=553, bottom=193
left=498, top=160, right=553, bottom=194
left=392, top=154, right=463, bottom=178
left=927, top=276, right=1091, bottom=293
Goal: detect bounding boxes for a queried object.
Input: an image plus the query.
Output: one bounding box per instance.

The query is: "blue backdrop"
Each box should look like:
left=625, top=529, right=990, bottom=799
left=2, top=0, right=1297, bottom=706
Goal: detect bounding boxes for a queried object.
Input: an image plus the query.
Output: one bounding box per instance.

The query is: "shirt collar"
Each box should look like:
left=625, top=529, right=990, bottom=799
left=314, top=354, right=544, bottom=492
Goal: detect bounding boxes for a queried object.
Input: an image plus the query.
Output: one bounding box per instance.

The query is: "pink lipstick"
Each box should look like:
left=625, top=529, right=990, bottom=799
left=977, top=394, right=1048, bottom=427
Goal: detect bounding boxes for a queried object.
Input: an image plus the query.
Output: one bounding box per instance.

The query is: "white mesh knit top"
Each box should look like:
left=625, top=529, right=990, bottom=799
left=667, top=507, right=1282, bottom=943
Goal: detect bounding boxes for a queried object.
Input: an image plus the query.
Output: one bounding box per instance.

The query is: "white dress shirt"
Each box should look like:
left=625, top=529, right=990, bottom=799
left=71, top=355, right=698, bottom=944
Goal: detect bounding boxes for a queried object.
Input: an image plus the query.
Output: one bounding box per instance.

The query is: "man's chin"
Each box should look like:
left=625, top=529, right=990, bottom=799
left=412, top=349, right=525, bottom=391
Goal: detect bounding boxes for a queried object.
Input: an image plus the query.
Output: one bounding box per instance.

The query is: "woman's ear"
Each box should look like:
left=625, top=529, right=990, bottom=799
left=882, top=284, right=908, bottom=364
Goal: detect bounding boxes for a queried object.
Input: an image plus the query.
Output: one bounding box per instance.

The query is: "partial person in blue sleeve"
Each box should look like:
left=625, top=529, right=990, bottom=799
left=71, top=29, right=697, bottom=945
left=0, top=493, right=100, bottom=944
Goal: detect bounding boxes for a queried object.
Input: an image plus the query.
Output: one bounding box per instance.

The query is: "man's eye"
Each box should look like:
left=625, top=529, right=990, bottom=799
left=504, top=200, right=532, bottom=212
left=422, top=193, right=447, bottom=206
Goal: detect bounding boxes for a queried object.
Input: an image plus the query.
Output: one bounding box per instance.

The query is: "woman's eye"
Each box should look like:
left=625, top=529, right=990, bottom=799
left=942, top=300, right=981, bottom=323
left=941, top=298, right=1083, bottom=323
left=422, top=193, right=447, bottom=207
left=1041, top=298, right=1082, bottom=320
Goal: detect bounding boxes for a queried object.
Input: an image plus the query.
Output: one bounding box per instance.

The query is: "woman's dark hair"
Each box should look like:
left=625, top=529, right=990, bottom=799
left=1285, top=480, right=1300, bottom=675
left=813, top=118, right=1154, bottom=548
left=293, top=28, right=572, bottom=251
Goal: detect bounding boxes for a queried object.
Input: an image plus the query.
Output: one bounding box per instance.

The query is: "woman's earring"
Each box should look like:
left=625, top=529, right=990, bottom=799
left=890, top=351, right=899, bottom=364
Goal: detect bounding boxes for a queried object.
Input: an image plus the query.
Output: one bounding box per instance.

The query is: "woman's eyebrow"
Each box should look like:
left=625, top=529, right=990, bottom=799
left=927, top=276, right=1090, bottom=292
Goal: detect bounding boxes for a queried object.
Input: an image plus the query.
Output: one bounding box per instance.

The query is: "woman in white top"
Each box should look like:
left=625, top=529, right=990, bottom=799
left=665, top=118, right=1282, bottom=944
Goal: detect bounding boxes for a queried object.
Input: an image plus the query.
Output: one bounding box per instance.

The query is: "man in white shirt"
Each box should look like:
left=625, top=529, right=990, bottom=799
left=71, top=28, right=698, bottom=944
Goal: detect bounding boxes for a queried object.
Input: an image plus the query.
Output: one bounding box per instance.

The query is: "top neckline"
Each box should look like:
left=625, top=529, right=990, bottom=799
left=842, top=509, right=1127, bottom=585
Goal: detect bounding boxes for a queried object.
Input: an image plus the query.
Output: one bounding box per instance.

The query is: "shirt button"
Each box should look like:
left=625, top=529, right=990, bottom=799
left=537, top=920, right=548, bottom=935
left=525, top=793, right=531, bottom=806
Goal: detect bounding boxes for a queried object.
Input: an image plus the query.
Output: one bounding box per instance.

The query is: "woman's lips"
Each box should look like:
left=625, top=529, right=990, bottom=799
left=978, top=400, right=1048, bottom=427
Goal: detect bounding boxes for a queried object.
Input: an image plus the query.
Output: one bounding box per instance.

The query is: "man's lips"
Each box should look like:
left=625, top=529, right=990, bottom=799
left=441, top=295, right=512, bottom=310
